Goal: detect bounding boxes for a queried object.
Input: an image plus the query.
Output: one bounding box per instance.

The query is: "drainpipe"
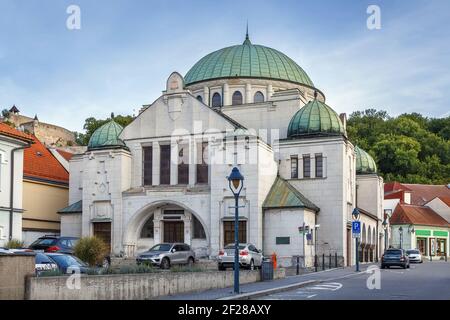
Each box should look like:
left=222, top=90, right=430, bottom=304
left=9, top=145, right=30, bottom=241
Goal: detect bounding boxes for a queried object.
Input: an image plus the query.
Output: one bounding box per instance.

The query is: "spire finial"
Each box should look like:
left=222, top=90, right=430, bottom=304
left=243, top=21, right=251, bottom=45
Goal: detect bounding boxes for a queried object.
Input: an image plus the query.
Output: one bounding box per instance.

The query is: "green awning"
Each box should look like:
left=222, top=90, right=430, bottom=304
left=263, top=177, right=319, bottom=212
left=58, top=200, right=82, bottom=214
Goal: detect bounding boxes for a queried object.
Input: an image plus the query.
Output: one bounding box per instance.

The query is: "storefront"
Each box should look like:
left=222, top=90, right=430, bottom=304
left=414, top=229, right=448, bottom=258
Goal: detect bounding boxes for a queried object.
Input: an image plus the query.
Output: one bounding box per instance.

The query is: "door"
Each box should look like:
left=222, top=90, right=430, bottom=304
left=417, top=238, right=426, bottom=255
left=93, top=222, right=111, bottom=253
left=163, top=221, right=184, bottom=243
left=171, top=244, right=185, bottom=264
left=437, top=239, right=447, bottom=256
left=223, top=221, right=247, bottom=246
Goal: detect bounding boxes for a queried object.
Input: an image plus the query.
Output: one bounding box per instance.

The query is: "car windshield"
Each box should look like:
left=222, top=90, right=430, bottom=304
left=48, top=255, right=87, bottom=268
left=386, top=250, right=402, bottom=255
left=225, top=244, right=247, bottom=250
left=149, top=244, right=172, bottom=252
left=30, top=238, right=57, bottom=246
left=407, top=250, right=419, bottom=254
left=35, top=253, right=54, bottom=264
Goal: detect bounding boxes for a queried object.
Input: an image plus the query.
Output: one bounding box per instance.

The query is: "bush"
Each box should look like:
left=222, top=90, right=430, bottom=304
left=38, top=270, right=64, bottom=277
left=73, top=236, right=108, bottom=267
left=170, top=265, right=206, bottom=273
left=5, top=239, right=24, bottom=249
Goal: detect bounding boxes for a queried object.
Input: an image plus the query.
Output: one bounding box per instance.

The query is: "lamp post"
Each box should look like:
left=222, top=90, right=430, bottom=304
left=227, top=167, right=244, bottom=295
left=383, top=209, right=392, bottom=250
left=382, top=219, right=388, bottom=252
left=399, top=226, right=403, bottom=249
left=352, top=208, right=360, bottom=272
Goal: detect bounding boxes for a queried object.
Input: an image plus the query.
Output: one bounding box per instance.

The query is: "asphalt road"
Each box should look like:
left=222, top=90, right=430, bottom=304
left=258, top=261, right=450, bottom=300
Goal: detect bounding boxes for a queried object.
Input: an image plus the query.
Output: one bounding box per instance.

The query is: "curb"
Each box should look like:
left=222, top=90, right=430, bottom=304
left=217, top=280, right=319, bottom=300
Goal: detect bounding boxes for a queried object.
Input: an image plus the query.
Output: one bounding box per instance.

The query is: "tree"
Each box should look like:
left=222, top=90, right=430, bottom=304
left=347, top=109, right=449, bottom=184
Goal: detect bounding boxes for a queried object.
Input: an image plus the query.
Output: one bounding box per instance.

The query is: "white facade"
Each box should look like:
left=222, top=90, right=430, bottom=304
left=0, top=133, right=28, bottom=246
left=62, top=46, right=384, bottom=267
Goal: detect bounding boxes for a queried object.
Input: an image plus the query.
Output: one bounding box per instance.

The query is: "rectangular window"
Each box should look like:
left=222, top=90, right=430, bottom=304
left=223, top=221, right=247, bottom=245
left=160, top=144, right=171, bottom=185
left=178, top=144, right=189, bottom=185
left=315, top=153, right=323, bottom=178
left=290, top=156, right=298, bottom=179
left=142, top=146, right=153, bottom=186
left=276, top=237, right=290, bottom=245
left=196, top=142, right=208, bottom=184
left=303, top=154, right=311, bottom=178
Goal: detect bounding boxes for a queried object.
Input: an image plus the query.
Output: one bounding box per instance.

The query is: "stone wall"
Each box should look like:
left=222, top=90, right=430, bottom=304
left=26, top=269, right=285, bottom=300
left=0, top=254, right=35, bottom=300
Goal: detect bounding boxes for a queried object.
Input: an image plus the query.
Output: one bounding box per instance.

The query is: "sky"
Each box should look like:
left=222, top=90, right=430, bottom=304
left=0, top=0, right=449, bottom=132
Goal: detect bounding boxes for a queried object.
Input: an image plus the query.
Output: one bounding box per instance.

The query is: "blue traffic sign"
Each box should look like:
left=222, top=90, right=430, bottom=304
left=352, top=221, right=361, bottom=234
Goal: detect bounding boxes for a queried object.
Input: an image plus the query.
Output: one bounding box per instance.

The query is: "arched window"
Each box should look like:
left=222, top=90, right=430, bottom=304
left=140, top=214, right=154, bottom=238
left=212, top=93, right=222, bottom=108
left=254, top=91, right=264, bottom=103
left=192, top=215, right=206, bottom=239
left=196, top=95, right=203, bottom=102
left=232, top=91, right=243, bottom=105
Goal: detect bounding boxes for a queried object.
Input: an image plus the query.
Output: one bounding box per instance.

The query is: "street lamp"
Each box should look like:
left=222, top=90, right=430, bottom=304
left=227, top=167, right=244, bottom=295
left=399, top=226, right=403, bottom=249
left=382, top=219, right=388, bottom=252
left=352, top=208, right=360, bottom=272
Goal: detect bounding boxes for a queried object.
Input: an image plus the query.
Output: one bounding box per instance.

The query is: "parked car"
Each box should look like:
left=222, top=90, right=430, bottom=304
left=35, top=252, right=59, bottom=275
left=136, top=243, right=196, bottom=269
left=45, top=253, right=91, bottom=274
left=29, top=236, right=79, bottom=254
left=406, top=249, right=423, bottom=263
left=381, top=248, right=410, bottom=269
left=217, top=243, right=263, bottom=271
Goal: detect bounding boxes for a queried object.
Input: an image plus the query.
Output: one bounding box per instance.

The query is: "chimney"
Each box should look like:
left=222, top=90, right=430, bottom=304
left=339, top=113, right=347, bottom=131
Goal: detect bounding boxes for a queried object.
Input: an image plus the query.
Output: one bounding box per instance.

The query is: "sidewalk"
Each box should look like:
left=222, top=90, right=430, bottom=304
left=159, top=264, right=376, bottom=300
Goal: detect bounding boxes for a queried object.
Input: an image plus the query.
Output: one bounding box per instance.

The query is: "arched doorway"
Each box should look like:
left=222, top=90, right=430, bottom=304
left=123, top=200, right=209, bottom=257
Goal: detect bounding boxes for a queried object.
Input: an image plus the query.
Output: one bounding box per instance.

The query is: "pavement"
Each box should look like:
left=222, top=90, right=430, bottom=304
left=159, top=264, right=375, bottom=300
left=258, top=260, right=450, bottom=300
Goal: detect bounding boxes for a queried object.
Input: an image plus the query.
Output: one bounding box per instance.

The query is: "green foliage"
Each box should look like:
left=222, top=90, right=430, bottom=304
left=73, top=236, right=109, bottom=267
left=5, top=239, right=24, bottom=249
left=1, top=109, right=10, bottom=118
left=170, top=265, right=206, bottom=273
left=74, top=114, right=134, bottom=145
left=38, top=269, right=64, bottom=277
left=348, top=109, right=450, bottom=184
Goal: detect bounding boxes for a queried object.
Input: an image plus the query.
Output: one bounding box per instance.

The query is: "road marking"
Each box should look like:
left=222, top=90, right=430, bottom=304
left=309, top=282, right=343, bottom=291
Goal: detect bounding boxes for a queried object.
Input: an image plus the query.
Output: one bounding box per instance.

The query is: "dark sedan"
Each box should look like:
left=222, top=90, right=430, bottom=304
left=29, top=236, right=79, bottom=254
left=381, top=249, right=410, bottom=269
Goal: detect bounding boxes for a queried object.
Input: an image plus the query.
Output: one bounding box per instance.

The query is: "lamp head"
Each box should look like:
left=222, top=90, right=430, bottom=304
left=352, top=208, right=360, bottom=221
left=399, top=226, right=403, bottom=234
left=228, top=167, right=244, bottom=191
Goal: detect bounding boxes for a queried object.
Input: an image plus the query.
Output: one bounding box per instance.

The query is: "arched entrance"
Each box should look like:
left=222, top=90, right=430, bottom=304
left=123, top=200, right=209, bottom=257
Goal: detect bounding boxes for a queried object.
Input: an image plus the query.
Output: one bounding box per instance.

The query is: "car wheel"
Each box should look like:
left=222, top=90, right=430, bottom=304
left=381, top=265, right=385, bottom=269
left=160, top=257, right=170, bottom=270
left=187, top=257, right=194, bottom=267
left=249, top=260, right=255, bottom=270
left=407, top=263, right=410, bottom=269
left=218, top=264, right=226, bottom=271
left=403, top=264, right=407, bottom=269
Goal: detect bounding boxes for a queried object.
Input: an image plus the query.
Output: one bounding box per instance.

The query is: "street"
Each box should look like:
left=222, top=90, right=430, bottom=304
left=258, top=261, right=450, bottom=300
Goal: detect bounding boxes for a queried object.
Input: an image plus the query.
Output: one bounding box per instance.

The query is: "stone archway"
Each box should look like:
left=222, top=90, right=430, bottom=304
left=123, top=200, right=209, bottom=257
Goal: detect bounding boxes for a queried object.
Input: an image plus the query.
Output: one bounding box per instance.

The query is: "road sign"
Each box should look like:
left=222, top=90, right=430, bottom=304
left=352, top=221, right=361, bottom=238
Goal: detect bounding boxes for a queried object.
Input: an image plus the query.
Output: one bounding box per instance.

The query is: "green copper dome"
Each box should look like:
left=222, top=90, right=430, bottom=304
left=355, top=146, right=377, bottom=175
left=287, top=99, right=346, bottom=138
left=185, top=35, right=314, bottom=87
left=88, top=116, right=126, bottom=151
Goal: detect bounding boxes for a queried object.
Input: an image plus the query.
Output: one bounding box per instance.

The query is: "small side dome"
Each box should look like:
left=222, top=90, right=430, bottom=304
left=355, top=146, right=377, bottom=175
left=87, top=115, right=126, bottom=151
left=287, top=99, right=346, bottom=139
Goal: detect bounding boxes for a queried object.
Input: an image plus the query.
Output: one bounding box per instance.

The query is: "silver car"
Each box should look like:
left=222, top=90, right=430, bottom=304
left=406, top=249, right=423, bottom=263
left=217, top=243, right=263, bottom=271
left=136, top=243, right=196, bottom=269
